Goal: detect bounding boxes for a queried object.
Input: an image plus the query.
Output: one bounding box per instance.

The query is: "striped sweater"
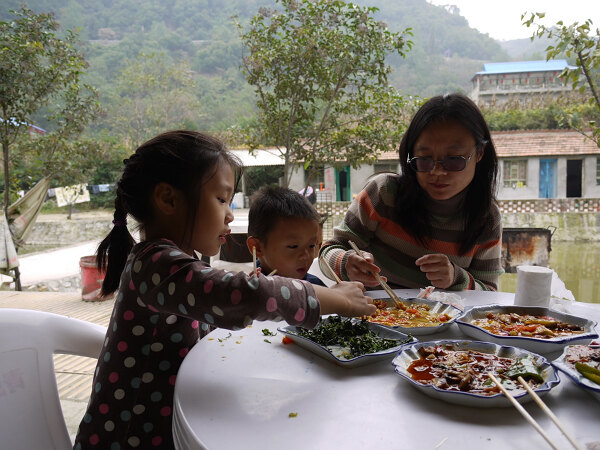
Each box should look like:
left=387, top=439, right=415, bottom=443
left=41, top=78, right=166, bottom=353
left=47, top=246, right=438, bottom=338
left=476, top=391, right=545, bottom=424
left=320, top=174, right=503, bottom=291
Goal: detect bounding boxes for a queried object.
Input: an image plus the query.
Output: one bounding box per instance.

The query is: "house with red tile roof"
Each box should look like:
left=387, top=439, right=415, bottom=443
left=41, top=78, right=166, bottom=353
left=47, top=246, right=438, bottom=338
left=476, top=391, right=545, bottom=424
left=283, top=129, right=600, bottom=201
left=491, top=129, right=599, bottom=200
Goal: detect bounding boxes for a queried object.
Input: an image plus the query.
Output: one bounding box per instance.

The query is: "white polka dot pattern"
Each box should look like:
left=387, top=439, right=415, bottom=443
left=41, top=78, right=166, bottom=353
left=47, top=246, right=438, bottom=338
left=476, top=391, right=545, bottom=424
left=73, top=239, right=320, bottom=449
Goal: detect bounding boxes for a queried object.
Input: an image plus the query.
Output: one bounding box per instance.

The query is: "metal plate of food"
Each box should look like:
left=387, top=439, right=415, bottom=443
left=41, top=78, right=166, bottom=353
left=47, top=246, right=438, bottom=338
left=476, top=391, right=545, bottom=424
left=456, top=305, right=598, bottom=354
left=278, top=315, right=415, bottom=368
left=392, top=339, right=560, bottom=407
left=552, top=344, right=600, bottom=403
left=363, top=297, right=462, bottom=335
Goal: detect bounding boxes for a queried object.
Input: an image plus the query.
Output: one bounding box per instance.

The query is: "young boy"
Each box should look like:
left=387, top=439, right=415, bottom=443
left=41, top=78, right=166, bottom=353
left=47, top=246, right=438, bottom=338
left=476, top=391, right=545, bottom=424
left=246, top=186, right=326, bottom=286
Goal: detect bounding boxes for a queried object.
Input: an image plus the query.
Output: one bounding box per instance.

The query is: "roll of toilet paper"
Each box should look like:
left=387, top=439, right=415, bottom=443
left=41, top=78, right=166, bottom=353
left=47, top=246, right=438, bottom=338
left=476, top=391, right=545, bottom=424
left=513, top=265, right=553, bottom=307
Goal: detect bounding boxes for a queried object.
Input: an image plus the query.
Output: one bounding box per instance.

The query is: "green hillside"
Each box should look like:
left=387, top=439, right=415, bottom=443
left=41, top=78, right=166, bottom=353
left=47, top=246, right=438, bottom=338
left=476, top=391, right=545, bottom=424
left=2, top=0, right=515, bottom=131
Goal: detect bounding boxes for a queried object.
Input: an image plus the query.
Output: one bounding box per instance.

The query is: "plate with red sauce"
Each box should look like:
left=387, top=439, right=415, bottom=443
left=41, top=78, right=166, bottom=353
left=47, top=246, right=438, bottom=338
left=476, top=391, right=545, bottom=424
left=391, top=340, right=559, bottom=407
left=456, top=305, right=598, bottom=354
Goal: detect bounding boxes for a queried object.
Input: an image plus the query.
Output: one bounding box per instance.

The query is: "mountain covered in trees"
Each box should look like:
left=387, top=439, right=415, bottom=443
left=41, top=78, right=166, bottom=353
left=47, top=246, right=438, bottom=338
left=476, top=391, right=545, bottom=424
left=1, top=0, right=548, bottom=132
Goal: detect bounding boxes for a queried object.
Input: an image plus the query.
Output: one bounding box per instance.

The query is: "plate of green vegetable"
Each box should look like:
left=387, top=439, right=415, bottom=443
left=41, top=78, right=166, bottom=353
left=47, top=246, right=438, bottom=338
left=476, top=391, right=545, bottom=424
left=278, top=315, right=415, bottom=368
left=392, top=340, right=560, bottom=407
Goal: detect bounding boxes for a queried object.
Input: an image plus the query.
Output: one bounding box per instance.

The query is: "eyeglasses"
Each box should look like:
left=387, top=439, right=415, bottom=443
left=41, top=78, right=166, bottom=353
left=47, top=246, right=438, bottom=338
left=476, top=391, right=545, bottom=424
left=407, top=144, right=484, bottom=173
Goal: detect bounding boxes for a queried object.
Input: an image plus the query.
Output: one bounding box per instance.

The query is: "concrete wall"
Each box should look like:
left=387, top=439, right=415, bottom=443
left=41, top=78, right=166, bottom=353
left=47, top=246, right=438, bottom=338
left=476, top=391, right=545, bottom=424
left=288, top=165, right=304, bottom=191
left=26, top=218, right=113, bottom=246
left=351, top=165, right=374, bottom=197
left=497, top=158, right=539, bottom=200
left=584, top=156, right=600, bottom=197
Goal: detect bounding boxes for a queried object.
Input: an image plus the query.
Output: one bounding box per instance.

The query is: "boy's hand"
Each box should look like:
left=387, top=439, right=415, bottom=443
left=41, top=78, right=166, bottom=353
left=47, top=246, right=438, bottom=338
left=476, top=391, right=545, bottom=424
left=415, top=254, right=454, bottom=289
left=345, top=251, right=385, bottom=288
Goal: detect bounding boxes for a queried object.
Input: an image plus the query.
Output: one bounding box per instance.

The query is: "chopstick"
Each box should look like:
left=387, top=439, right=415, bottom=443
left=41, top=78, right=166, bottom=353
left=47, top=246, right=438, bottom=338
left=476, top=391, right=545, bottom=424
left=267, top=269, right=277, bottom=276
left=487, top=373, right=561, bottom=450
left=252, top=246, right=257, bottom=276
left=348, top=240, right=402, bottom=308
left=319, top=255, right=342, bottom=284
left=516, top=376, right=584, bottom=450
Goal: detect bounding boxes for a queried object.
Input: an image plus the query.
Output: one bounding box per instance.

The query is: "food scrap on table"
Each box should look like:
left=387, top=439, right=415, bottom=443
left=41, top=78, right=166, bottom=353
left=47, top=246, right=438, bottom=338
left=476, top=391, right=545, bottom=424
left=217, top=332, right=232, bottom=343
left=282, top=336, right=295, bottom=345
left=288, top=412, right=298, bottom=418
left=262, top=328, right=277, bottom=336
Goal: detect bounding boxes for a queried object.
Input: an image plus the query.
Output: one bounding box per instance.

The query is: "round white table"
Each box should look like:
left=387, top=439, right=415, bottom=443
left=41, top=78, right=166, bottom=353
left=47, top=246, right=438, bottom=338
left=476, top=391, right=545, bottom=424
left=173, top=290, right=600, bottom=450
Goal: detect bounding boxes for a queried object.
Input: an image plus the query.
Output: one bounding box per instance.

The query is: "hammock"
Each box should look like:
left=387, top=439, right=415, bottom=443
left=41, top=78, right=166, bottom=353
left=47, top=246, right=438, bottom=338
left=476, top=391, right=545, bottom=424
left=0, top=177, right=51, bottom=289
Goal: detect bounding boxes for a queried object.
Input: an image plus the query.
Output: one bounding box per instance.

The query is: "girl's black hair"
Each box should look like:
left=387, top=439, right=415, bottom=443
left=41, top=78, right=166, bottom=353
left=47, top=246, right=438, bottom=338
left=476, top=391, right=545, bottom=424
left=96, top=130, right=242, bottom=296
left=397, top=93, right=498, bottom=254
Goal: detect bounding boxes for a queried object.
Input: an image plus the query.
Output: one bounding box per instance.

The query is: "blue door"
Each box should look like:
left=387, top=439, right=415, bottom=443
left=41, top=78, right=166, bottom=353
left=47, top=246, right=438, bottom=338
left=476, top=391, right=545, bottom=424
left=539, top=159, right=557, bottom=198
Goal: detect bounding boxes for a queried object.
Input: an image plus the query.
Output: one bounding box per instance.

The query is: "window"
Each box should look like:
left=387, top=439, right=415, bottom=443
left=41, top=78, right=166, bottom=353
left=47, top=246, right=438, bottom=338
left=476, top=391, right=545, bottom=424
left=596, top=157, right=600, bottom=184
left=503, top=160, right=527, bottom=188
left=374, top=163, right=399, bottom=174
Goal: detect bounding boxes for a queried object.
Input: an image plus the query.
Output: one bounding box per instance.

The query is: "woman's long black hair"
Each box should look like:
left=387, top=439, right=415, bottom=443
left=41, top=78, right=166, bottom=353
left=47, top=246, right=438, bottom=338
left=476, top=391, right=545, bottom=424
left=396, top=93, right=498, bottom=254
left=96, top=130, right=242, bottom=296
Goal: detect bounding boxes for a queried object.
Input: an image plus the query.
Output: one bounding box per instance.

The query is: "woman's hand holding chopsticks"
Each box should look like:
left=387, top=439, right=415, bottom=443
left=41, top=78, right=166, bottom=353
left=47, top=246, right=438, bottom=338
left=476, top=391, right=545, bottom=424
left=345, top=250, right=385, bottom=288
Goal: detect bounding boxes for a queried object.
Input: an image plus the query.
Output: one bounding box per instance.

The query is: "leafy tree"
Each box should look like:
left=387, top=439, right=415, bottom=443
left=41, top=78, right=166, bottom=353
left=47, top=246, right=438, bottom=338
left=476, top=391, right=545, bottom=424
left=523, top=13, right=600, bottom=145
left=0, top=7, right=100, bottom=213
left=105, top=52, right=202, bottom=150
left=236, top=0, right=414, bottom=188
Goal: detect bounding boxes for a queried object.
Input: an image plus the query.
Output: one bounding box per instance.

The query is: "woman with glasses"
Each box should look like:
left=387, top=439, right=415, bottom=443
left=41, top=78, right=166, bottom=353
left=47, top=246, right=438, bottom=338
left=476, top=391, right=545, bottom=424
left=319, top=93, right=503, bottom=291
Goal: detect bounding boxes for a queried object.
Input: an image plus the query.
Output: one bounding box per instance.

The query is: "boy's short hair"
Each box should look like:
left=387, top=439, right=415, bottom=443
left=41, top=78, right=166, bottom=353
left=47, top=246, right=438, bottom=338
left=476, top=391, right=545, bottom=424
left=248, top=186, right=321, bottom=242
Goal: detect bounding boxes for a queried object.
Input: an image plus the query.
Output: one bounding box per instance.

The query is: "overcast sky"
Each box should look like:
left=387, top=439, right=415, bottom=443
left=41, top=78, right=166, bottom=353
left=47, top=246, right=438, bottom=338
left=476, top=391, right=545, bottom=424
left=429, top=0, right=599, bottom=41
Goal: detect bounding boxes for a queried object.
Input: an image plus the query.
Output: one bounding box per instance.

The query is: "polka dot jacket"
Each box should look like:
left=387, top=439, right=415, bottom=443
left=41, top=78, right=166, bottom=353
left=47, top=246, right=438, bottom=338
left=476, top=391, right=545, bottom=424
left=73, top=239, right=320, bottom=449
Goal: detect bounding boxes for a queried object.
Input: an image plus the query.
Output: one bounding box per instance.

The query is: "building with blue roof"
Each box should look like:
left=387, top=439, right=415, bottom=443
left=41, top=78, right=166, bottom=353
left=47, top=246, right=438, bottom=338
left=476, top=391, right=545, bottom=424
left=469, top=59, right=578, bottom=106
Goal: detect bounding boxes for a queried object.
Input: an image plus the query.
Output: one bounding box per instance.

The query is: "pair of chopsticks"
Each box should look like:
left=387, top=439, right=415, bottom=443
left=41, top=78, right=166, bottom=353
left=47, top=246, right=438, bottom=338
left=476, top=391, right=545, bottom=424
left=251, top=246, right=277, bottom=276
left=347, top=240, right=403, bottom=308
left=319, top=255, right=342, bottom=284
left=487, top=373, right=583, bottom=450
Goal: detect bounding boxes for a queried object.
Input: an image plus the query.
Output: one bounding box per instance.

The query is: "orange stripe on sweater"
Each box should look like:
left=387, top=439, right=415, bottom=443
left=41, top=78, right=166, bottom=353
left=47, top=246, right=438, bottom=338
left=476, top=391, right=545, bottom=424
left=467, top=272, right=475, bottom=290
left=358, top=191, right=500, bottom=257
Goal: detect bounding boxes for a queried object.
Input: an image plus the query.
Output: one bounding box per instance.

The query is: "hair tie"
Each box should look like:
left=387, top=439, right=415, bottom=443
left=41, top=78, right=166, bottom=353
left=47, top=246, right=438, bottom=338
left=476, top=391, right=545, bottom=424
left=112, top=219, right=127, bottom=227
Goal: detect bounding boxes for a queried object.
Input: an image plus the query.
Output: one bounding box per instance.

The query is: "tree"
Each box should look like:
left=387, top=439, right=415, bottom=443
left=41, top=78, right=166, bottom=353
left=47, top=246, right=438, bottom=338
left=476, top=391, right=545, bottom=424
left=236, top=0, right=413, bottom=188
left=0, top=7, right=100, bottom=213
left=523, top=13, right=600, bottom=145
left=107, top=52, right=203, bottom=150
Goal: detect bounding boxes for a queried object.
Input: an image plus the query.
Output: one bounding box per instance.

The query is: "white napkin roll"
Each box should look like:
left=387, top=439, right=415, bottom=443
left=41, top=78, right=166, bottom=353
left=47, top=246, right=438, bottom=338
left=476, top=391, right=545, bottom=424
left=514, top=265, right=553, bottom=307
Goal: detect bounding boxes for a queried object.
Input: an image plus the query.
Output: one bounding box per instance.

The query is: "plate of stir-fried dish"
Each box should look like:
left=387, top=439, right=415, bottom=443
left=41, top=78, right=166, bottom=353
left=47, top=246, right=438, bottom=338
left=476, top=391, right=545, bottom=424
left=392, top=340, right=559, bottom=407
left=456, top=305, right=598, bottom=354
left=362, top=297, right=462, bottom=335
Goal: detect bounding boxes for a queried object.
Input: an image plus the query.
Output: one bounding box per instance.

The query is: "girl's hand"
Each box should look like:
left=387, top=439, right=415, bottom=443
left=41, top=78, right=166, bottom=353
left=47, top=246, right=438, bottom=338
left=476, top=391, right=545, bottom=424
left=249, top=267, right=262, bottom=277
left=415, top=254, right=455, bottom=289
left=345, top=252, right=385, bottom=288
left=314, top=282, right=376, bottom=317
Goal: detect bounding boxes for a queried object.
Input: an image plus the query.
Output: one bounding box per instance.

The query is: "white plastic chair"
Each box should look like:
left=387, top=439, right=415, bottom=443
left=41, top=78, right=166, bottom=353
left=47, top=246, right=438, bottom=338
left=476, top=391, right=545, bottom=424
left=0, top=308, right=106, bottom=450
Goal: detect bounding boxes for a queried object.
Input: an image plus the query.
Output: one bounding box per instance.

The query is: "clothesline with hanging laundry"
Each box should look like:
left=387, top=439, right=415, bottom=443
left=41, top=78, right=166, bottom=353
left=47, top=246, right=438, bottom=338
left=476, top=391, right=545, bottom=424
left=45, top=184, right=113, bottom=199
